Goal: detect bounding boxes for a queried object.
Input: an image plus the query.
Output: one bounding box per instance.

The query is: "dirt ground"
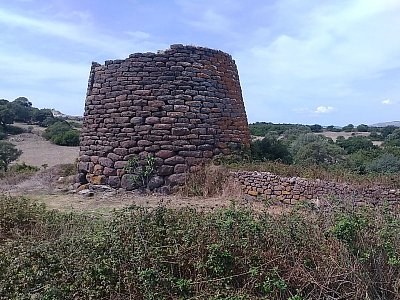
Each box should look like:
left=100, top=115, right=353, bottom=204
left=317, top=131, right=383, bottom=146
left=8, top=124, right=79, bottom=167
left=1, top=124, right=285, bottom=215
left=0, top=165, right=279, bottom=215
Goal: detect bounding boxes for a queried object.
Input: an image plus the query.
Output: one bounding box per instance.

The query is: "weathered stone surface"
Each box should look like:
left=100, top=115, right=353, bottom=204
left=235, top=171, right=400, bottom=206
left=99, top=157, right=114, bottom=168
left=79, top=45, right=251, bottom=189
left=166, top=173, right=186, bottom=186
left=158, top=165, right=174, bottom=176
left=108, top=176, right=121, bottom=188
left=164, top=156, right=185, bottom=165
left=86, top=174, right=107, bottom=185
left=147, top=176, right=164, bottom=190
left=76, top=173, right=88, bottom=184
left=155, top=150, right=174, bottom=159
left=120, top=174, right=136, bottom=191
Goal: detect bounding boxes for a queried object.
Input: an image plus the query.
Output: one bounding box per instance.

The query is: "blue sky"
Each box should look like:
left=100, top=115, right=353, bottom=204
left=0, top=0, right=399, bottom=126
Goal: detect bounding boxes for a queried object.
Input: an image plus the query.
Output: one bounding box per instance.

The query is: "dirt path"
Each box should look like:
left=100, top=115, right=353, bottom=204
left=27, top=192, right=277, bottom=216
left=0, top=164, right=287, bottom=215
left=2, top=124, right=287, bottom=215
left=8, top=124, right=79, bottom=167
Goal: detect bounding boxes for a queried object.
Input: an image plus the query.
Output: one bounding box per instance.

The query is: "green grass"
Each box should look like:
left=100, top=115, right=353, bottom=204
left=1, top=194, right=400, bottom=299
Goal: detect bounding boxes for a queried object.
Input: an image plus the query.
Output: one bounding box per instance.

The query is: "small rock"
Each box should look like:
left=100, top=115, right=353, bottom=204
left=77, top=184, right=89, bottom=192
left=147, top=176, right=164, bottom=190
left=78, top=189, right=94, bottom=197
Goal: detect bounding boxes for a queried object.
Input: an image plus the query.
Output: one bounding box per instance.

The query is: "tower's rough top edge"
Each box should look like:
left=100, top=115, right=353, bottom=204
left=91, top=44, right=233, bottom=67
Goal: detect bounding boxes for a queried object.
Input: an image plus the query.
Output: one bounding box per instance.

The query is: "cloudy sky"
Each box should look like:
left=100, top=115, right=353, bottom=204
left=1, top=0, right=399, bottom=126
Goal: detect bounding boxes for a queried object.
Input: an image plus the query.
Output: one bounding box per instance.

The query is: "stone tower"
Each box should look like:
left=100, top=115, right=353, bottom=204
left=78, top=44, right=250, bottom=190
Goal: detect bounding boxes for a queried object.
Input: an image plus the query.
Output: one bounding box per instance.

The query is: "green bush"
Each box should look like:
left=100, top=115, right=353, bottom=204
left=4, top=125, right=24, bottom=135
left=366, top=153, right=400, bottom=174
left=336, top=136, right=375, bottom=154
left=290, top=134, right=344, bottom=166
left=250, top=137, right=292, bottom=164
left=384, top=129, right=400, bottom=147
left=8, top=162, right=40, bottom=174
left=0, top=195, right=400, bottom=299
left=0, top=141, right=22, bottom=171
left=43, top=121, right=80, bottom=146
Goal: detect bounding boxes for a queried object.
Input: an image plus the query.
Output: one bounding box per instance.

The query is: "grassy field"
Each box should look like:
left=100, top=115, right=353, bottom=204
left=1, top=194, right=400, bottom=299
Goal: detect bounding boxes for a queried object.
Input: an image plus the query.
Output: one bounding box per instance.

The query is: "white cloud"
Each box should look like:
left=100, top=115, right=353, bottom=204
left=0, top=8, right=160, bottom=58
left=382, top=99, right=395, bottom=105
left=314, top=106, right=335, bottom=114
left=188, top=9, right=231, bottom=33
left=234, top=0, right=400, bottom=123
left=125, top=31, right=151, bottom=40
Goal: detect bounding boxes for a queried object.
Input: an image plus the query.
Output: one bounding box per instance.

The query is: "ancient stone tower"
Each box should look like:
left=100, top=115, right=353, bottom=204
left=78, top=44, right=250, bottom=190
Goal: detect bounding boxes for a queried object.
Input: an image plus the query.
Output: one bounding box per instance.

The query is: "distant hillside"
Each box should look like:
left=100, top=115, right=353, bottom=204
left=51, top=109, right=83, bottom=121
left=370, top=121, right=400, bottom=127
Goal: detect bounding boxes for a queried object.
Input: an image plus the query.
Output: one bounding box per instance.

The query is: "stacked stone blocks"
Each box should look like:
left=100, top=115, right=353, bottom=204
left=78, top=45, right=250, bottom=190
left=237, top=171, right=400, bottom=205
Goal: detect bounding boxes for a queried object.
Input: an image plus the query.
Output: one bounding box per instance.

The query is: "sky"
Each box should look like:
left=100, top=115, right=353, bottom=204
left=0, top=0, right=399, bottom=126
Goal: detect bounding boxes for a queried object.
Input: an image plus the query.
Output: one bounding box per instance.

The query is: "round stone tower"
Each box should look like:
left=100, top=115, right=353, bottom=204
left=78, top=44, right=250, bottom=190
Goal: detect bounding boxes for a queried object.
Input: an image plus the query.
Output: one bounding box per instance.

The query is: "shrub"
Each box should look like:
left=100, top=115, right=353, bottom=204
left=0, top=196, right=400, bottom=299
left=308, top=124, right=323, bottom=133
left=250, top=137, right=292, bottom=164
left=8, top=163, right=39, bottom=174
left=366, top=153, right=400, bottom=174
left=180, top=163, right=242, bottom=197
left=356, top=124, right=369, bottom=132
left=4, top=125, right=24, bottom=135
left=290, top=134, right=344, bottom=167
left=0, top=141, right=22, bottom=171
left=336, top=136, right=375, bottom=154
left=43, top=121, right=80, bottom=146
left=342, top=124, right=354, bottom=132
left=384, top=129, right=400, bottom=147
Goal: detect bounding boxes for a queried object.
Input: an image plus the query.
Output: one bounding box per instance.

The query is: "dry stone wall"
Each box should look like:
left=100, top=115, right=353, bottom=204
left=237, top=171, right=400, bottom=205
left=78, top=44, right=250, bottom=190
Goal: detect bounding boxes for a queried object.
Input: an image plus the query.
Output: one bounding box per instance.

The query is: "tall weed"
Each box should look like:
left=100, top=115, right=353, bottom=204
left=0, top=195, right=399, bottom=299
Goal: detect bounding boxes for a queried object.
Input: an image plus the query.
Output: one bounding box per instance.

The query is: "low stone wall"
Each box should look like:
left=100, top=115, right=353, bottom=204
left=236, top=171, right=400, bottom=205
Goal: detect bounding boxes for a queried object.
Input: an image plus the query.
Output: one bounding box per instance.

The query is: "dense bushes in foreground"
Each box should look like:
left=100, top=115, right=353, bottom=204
left=1, top=195, right=400, bottom=299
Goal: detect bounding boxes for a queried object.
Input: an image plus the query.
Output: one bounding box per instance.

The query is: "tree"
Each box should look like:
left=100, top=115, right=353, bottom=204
left=381, top=125, right=397, bottom=139
left=32, top=108, right=54, bottom=125
left=13, top=97, right=32, bottom=107
left=10, top=102, right=32, bottom=123
left=356, top=124, right=369, bottom=132
left=342, top=124, right=354, bottom=132
left=366, top=153, right=400, bottom=174
left=290, top=133, right=333, bottom=154
left=384, top=129, right=400, bottom=147
left=308, top=124, right=323, bottom=133
left=0, top=141, right=22, bottom=171
left=250, top=136, right=292, bottom=164
left=336, top=136, right=375, bottom=154
left=293, top=140, right=345, bottom=166
left=0, top=104, right=15, bottom=128
left=290, top=133, right=344, bottom=166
